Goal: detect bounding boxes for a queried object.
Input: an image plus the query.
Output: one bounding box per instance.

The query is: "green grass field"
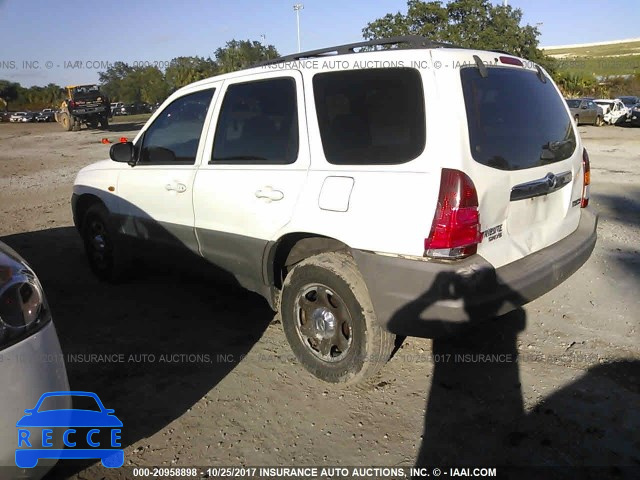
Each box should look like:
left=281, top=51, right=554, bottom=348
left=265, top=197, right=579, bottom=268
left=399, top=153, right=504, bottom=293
left=543, top=40, right=640, bottom=76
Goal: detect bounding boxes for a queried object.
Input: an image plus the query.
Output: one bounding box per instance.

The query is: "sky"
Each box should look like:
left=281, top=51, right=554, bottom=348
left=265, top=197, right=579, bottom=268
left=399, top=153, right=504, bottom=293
left=1, top=0, right=639, bottom=87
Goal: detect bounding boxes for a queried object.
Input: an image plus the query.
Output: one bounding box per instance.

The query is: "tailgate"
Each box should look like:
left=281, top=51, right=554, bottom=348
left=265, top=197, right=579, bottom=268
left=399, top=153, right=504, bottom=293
left=454, top=51, right=584, bottom=268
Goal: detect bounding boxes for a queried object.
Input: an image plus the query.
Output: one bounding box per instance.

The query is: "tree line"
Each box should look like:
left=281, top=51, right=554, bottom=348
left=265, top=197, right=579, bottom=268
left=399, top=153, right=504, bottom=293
left=0, top=40, right=278, bottom=111
left=1, top=1, right=637, bottom=111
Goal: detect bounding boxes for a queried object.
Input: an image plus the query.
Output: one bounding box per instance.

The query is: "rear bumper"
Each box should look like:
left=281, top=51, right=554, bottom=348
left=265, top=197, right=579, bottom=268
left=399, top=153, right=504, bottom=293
left=70, top=106, right=107, bottom=115
left=353, top=208, right=598, bottom=337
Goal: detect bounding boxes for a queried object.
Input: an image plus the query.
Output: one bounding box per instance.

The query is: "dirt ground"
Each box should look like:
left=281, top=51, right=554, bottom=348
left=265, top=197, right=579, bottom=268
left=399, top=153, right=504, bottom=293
left=0, top=120, right=638, bottom=479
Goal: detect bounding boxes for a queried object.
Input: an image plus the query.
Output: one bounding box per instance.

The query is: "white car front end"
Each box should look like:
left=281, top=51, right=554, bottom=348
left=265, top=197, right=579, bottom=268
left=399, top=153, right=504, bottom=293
left=0, top=242, right=70, bottom=479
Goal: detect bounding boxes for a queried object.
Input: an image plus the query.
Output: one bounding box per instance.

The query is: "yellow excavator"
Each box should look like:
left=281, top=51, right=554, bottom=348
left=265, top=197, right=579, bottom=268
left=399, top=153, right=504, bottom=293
left=55, top=85, right=111, bottom=131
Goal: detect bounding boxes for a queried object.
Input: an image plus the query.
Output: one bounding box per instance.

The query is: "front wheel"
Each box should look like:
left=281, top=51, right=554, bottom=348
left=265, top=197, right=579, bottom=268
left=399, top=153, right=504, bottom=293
left=60, top=112, right=73, bottom=131
left=82, top=203, right=129, bottom=282
left=280, top=252, right=395, bottom=384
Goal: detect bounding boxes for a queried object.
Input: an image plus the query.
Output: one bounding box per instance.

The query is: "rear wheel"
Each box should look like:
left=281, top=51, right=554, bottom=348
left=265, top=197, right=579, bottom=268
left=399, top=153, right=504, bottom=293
left=280, top=251, right=395, bottom=384
left=82, top=203, right=129, bottom=282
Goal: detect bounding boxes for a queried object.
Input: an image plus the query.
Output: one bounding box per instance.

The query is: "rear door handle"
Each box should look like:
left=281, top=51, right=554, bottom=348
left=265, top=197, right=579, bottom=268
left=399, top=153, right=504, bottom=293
left=165, top=182, right=187, bottom=193
left=255, top=186, right=284, bottom=202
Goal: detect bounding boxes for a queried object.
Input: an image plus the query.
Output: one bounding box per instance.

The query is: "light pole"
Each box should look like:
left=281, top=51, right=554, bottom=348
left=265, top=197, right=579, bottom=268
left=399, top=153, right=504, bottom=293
left=293, top=3, right=303, bottom=53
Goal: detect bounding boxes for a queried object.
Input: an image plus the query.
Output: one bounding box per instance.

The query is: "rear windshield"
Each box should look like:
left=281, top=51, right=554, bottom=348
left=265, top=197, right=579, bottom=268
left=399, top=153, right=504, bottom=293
left=461, top=67, right=575, bottom=171
left=313, top=68, right=425, bottom=165
left=566, top=99, right=581, bottom=108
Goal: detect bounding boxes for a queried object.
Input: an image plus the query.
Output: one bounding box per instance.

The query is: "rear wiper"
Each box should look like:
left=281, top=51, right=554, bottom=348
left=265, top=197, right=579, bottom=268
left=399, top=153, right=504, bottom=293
left=543, top=140, right=572, bottom=152
left=540, top=140, right=573, bottom=161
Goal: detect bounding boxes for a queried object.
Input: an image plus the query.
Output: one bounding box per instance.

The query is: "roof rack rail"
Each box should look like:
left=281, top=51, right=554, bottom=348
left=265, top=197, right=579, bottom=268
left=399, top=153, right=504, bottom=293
left=255, top=35, right=461, bottom=67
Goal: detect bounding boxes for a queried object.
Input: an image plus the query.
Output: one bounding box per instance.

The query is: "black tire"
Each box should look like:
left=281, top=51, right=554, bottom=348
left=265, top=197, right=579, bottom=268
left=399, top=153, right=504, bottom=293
left=60, top=112, right=73, bottom=131
left=72, top=117, right=81, bottom=131
left=81, top=203, right=129, bottom=282
left=574, top=115, right=579, bottom=126
left=280, top=251, right=395, bottom=384
left=594, top=115, right=603, bottom=127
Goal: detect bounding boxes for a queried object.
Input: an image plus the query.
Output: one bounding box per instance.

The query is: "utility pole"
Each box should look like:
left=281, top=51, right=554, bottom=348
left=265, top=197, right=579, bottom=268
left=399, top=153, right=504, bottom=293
left=293, top=4, right=304, bottom=53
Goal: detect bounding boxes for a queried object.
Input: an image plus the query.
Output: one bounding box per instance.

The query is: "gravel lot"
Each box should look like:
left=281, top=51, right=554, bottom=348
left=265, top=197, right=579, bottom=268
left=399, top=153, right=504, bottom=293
left=0, top=120, right=638, bottom=479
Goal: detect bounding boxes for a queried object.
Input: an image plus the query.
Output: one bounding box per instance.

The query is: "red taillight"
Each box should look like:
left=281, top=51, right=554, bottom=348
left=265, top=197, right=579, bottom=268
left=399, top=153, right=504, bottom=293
left=581, top=148, right=590, bottom=208
left=424, top=169, right=482, bottom=259
left=499, top=56, right=523, bottom=66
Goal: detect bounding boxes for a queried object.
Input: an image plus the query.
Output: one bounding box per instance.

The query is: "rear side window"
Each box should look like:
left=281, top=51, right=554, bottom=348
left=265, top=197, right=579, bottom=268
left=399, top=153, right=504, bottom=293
left=211, top=77, right=298, bottom=164
left=461, top=67, right=575, bottom=171
left=313, top=68, right=425, bottom=165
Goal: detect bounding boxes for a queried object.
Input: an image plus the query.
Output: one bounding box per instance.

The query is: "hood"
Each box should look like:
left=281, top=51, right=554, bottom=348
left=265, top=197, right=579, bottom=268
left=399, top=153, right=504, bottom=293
left=79, top=159, right=120, bottom=174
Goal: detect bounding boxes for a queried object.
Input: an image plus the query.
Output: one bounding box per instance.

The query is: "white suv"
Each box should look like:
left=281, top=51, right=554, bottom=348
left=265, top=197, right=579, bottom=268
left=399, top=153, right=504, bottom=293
left=72, top=36, right=597, bottom=384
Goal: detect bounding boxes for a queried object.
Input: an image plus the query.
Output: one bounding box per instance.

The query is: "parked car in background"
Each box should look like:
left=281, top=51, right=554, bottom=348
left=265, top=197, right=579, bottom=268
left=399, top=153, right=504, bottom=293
left=0, top=240, right=70, bottom=477
left=0, top=111, right=10, bottom=122
left=36, top=110, right=55, bottom=122
left=626, top=102, right=640, bottom=127
left=594, top=99, right=629, bottom=125
left=111, top=102, right=124, bottom=115
left=617, top=96, right=639, bottom=109
left=565, top=98, right=604, bottom=126
left=10, top=112, right=36, bottom=123
left=117, top=104, right=132, bottom=115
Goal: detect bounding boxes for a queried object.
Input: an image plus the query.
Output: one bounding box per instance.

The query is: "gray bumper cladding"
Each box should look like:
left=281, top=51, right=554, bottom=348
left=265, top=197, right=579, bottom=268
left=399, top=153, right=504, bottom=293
left=352, top=208, right=598, bottom=338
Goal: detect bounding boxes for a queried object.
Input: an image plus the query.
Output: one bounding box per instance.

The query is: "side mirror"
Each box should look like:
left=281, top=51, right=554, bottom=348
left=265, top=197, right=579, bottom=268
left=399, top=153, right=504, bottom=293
left=110, top=142, right=135, bottom=165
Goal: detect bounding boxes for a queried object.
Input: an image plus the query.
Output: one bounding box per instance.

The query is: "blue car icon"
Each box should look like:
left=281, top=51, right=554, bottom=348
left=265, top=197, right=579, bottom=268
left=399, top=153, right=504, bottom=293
left=15, top=391, right=124, bottom=468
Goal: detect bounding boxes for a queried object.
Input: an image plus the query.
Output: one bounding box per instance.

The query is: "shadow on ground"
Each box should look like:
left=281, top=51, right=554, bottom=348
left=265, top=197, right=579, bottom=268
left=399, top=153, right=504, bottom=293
left=594, top=187, right=640, bottom=289
left=413, top=315, right=639, bottom=478
left=1, top=227, right=273, bottom=478
left=389, top=269, right=639, bottom=478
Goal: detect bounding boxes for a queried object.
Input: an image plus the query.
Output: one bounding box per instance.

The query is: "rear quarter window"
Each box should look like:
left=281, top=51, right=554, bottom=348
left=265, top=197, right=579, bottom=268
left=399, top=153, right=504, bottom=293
left=461, top=67, right=575, bottom=171
left=313, top=68, right=425, bottom=165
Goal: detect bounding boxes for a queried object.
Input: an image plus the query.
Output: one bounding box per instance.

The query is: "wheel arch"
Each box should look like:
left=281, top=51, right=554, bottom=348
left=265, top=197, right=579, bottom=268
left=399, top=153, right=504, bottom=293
left=74, top=193, right=106, bottom=231
left=266, top=233, right=352, bottom=290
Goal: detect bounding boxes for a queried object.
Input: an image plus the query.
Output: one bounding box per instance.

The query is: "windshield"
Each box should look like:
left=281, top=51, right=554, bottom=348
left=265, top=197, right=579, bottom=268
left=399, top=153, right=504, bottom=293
left=73, top=86, right=102, bottom=101
left=461, top=67, right=575, bottom=171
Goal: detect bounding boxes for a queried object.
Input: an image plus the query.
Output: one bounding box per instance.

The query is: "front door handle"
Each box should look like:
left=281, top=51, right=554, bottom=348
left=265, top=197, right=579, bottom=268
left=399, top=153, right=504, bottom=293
left=255, top=186, right=284, bottom=202
left=165, top=182, right=187, bottom=193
